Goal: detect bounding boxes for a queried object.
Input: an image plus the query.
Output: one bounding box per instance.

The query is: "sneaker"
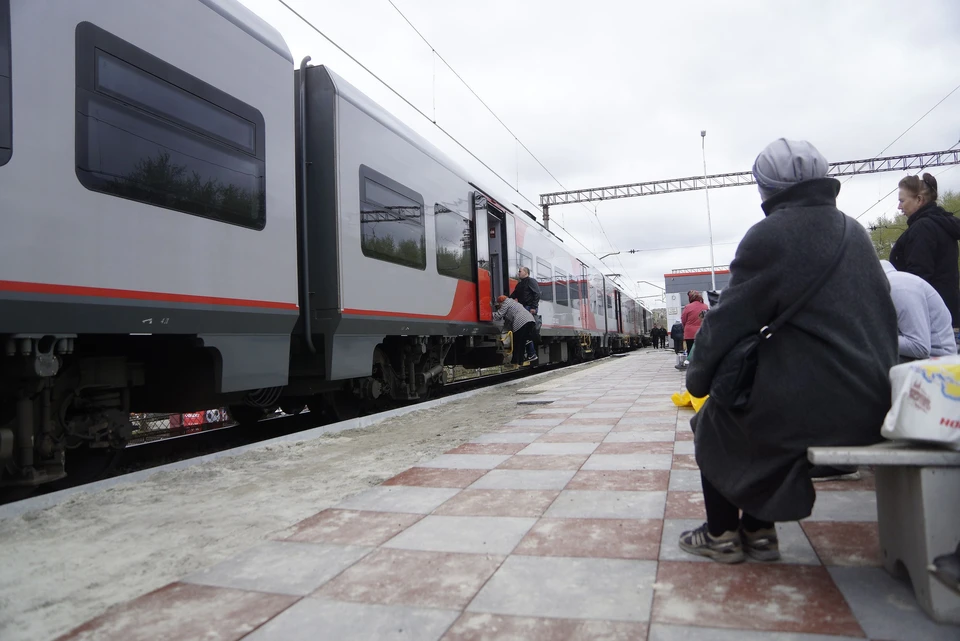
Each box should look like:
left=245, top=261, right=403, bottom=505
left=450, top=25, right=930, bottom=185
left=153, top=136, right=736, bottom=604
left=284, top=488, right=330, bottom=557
left=810, top=465, right=861, bottom=482
left=741, top=526, right=781, bottom=561
left=678, top=523, right=745, bottom=563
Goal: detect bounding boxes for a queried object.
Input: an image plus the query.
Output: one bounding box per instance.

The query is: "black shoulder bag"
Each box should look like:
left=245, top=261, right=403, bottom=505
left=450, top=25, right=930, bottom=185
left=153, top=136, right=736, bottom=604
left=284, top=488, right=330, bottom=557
left=708, top=215, right=852, bottom=410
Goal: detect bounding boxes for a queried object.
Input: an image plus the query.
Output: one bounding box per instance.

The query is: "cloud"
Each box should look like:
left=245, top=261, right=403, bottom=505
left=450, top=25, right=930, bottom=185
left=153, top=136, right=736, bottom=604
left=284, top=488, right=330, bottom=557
left=240, top=0, right=960, bottom=294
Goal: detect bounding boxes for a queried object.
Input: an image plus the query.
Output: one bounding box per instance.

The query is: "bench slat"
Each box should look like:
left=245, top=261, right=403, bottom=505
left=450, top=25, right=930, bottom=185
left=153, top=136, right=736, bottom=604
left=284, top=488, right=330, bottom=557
left=808, top=441, right=960, bottom=466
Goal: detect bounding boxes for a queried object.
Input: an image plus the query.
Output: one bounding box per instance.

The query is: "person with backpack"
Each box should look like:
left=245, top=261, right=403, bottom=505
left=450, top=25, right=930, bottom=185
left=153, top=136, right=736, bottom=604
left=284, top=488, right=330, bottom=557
left=670, top=320, right=684, bottom=353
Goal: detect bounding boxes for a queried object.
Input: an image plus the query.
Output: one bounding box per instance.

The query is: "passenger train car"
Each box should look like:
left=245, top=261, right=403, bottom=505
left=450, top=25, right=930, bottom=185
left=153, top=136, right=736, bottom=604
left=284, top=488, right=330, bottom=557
left=0, top=0, right=649, bottom=487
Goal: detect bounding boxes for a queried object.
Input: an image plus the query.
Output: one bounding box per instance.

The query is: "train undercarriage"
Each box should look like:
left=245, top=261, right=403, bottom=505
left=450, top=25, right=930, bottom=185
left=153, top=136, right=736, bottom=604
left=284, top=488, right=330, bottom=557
left=1, top=329, right=628, bottom=488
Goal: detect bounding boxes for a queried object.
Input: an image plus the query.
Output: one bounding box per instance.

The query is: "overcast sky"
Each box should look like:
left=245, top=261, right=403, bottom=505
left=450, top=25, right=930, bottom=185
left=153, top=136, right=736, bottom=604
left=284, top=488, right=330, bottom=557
left=239, top=0, right=960, bottom=303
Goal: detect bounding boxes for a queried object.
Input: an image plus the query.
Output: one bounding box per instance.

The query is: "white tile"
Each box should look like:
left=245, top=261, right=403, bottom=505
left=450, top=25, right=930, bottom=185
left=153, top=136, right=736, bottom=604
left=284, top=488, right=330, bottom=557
left=383, top=515, right=536, bottom=555
left=468, top=556, right=658, bottom=622
left=581, top=454, right=673, bottom=471
left=545, top=490, right=666, bottom=519
left=418, top=454, right=511, bottom=470
left=470, top=469, right=576, bottom=491
left=337, top=486, right=460, bottom=514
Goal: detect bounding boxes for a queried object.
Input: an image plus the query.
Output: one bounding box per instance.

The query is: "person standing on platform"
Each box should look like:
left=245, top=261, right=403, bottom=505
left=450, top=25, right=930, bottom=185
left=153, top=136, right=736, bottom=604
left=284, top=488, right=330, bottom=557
left=678, top=138, right=897, bottom=563
left=509, top=266, right=541, bottom=360
left=681, top=290, right=709, bottom=352
left=670, top=320, right=684, bottom=353
left=659, top=325, right=668, bottom=348
left=890, top=173, right=960, bottom=329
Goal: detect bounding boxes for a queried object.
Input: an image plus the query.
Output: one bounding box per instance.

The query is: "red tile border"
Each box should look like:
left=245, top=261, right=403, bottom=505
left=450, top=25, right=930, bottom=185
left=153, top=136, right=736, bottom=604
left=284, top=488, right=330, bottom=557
left=285, top=509, right=424, bottom=546
left=514, top=518, right=662, bottom=560
left=671, top=454, right=699, bottom=470
left=652, top=561, right=865, bottom=636
left=383, top=467, right=488, bottom=488
left=54, top=582, right=296, bottom=641
left=441, top=613, right=648, bottom=640
left=314, top=548, right=503, bottom=609
left=801, top=522, right=882, bottom=567
left=566, top=470, right=670, bottom=492
left=664, top=492, right=706, bottom=519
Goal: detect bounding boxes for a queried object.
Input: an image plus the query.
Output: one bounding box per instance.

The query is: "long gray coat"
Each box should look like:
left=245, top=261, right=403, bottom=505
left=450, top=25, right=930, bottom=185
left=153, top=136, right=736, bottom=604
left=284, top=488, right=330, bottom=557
left=686, top=178, right=898, bottom=522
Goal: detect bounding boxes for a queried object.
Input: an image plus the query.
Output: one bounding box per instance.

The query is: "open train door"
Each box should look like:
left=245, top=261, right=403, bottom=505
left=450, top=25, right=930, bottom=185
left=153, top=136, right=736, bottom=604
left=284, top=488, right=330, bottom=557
left=471, top=192, right=493, bottom=321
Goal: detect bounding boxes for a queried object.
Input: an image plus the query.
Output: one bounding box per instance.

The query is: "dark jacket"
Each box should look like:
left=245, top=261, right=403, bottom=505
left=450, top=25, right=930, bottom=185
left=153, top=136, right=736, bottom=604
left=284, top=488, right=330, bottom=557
left=670, top=322, right=684, bottom=341
left=686, top=178, right=898, bottom=522
left=889, top=202, right=960, bottom=328
left=510, top=276, right=541, bottom=310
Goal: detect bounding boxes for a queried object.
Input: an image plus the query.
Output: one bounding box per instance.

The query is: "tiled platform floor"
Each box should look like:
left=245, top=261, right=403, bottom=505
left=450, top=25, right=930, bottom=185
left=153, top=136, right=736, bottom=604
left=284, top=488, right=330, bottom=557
left=56, top=352, right=960, bottom=641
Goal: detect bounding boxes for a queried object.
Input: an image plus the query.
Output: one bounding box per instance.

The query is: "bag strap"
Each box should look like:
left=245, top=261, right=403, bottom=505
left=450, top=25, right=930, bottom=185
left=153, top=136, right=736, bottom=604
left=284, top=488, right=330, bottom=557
left=761, top=215, right=851, bottom=339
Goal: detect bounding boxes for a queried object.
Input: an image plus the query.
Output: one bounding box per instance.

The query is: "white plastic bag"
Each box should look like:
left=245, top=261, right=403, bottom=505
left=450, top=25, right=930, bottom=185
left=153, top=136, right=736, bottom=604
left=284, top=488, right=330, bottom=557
left=881, top=355, right=960, bottom=450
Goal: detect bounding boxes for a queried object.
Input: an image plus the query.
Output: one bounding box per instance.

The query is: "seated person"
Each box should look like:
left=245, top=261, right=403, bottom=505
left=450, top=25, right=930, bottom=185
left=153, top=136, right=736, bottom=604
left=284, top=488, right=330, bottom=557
left=680, top=138, right=898, bottom=563
left=493, top=295, right=537, bottom=365
left=881, top=259, right=958, bottom=363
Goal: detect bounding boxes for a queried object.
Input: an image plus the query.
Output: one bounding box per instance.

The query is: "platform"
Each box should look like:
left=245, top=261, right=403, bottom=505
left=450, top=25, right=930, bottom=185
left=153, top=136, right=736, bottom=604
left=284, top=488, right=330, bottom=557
left=47, top=351, right=960, bottom=640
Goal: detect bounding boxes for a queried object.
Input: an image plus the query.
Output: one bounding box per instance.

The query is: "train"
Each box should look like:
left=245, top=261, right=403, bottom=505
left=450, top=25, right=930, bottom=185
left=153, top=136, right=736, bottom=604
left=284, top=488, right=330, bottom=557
left=0, top=0, right=653, bottom=488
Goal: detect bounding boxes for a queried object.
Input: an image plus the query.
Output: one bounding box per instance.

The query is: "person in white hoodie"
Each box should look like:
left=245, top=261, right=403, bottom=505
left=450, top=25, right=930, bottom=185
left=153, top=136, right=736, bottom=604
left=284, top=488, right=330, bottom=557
left=880, top=259, right=958, bottom=362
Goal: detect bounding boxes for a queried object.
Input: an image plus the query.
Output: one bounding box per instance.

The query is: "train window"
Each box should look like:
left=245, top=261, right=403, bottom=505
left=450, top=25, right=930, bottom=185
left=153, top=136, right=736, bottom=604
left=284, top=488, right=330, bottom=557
left=435, top=204, right=474, bottom=281
left=569, top=278, right=580, bottom=309
left=0, top=0, right=10, bottom=166
left=607, top=294, right=613, bottom=312
left=517, top=249, right=533, bottom=275
left=536, top=259, right=553, bottom=302
left=359, top=166, right=425, bottom=270
left=74, top=22, right=265, bottom=229
left=555, top=269, right=568, bottom=306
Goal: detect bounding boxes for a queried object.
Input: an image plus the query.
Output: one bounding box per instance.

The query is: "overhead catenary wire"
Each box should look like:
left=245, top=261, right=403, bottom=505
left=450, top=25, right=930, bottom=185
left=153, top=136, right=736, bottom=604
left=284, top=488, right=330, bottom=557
left=384, top=0, right=629, bottom=286
left=843, top=80, right=960, bottom=186
left=275, top=0, right=637, bottom=292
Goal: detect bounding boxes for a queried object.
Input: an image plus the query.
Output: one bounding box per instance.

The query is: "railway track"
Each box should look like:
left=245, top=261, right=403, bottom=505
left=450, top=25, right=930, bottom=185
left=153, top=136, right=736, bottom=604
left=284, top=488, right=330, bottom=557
left=0, top=359, right=577, bottom=507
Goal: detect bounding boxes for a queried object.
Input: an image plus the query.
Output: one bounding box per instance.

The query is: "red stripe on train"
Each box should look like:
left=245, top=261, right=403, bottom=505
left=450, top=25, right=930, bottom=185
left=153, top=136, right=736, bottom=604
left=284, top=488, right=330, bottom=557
left=0, top=280, right=300, bottom=311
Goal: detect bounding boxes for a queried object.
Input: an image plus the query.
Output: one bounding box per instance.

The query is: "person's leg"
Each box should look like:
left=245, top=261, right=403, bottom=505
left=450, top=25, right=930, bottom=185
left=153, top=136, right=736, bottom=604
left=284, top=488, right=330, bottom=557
left=741, top=512, right=780, bottom=561
left=686, top=338, right=695, bottom=352
left=678, top=474, right=745, bottom=563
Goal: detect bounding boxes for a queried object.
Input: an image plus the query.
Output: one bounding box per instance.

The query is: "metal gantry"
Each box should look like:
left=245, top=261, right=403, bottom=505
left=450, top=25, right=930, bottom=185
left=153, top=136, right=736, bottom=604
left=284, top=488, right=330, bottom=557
left=538, top=148, right=960, bottom=228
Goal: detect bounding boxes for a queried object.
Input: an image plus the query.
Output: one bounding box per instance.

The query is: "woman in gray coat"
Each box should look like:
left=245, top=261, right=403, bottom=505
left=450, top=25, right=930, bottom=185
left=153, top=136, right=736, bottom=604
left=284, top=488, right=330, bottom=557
left=679, top=139, right=898, bottom=563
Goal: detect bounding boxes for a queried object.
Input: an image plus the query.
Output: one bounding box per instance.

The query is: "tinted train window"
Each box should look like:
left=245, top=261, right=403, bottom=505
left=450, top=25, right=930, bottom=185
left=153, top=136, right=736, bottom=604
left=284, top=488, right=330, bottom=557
left=537, top=259, right=553, bottom=302
left=359, top=167, right=425, bottom=270
left=517, top=249, right=533, bottom=275
left=75, top=22, right=266, bottom=229
left=435, top=204, right=474, bottom=281
left=555, top=269, right=568, bottom=306
left=0, top=0, right=10, bottom=165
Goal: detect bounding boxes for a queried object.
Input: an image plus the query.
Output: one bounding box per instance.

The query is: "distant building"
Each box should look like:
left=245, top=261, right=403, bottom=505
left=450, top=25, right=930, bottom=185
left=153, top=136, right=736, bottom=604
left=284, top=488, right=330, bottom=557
left=663, top=266, right=731, bottom=329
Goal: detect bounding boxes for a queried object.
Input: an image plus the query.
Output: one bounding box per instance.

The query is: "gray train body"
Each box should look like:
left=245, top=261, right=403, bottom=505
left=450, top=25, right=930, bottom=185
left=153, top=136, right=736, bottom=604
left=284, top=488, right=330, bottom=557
left=0, top=0, right=649, bottom=487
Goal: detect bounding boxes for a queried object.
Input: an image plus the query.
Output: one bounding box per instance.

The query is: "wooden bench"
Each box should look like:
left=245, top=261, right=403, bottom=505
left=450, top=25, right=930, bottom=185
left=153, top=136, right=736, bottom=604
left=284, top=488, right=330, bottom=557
left=808, top=441, right=960, bottom=624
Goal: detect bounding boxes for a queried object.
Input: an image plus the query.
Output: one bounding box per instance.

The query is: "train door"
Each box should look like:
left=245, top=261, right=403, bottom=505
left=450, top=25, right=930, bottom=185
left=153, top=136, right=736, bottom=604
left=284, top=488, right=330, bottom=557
left=471, top=192, right=493, bottom=321
left=578, top=261, right=590, bottom=328
left=615, top=290, right=623, bottom=333
left=487, top=210, right=508, bottom=301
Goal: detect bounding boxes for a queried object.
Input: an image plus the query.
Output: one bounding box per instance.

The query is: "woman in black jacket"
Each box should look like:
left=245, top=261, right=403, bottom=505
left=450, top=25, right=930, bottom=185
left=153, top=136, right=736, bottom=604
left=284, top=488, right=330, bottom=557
left=679, top=139, right=898, bottom=564
left=890, top=173, right=960, bottom=328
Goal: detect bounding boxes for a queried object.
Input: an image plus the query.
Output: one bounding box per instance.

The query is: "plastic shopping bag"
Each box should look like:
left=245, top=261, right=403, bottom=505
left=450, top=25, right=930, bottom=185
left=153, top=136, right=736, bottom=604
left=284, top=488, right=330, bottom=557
left=671, top=390, right=708, bottom=413
left=880, top=355, right=960, bottom=450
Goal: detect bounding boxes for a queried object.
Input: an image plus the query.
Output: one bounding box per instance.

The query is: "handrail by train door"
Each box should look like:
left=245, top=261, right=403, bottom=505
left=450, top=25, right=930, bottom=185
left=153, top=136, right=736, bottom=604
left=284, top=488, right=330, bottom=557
left=471, top=192, right=493, bottom=321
